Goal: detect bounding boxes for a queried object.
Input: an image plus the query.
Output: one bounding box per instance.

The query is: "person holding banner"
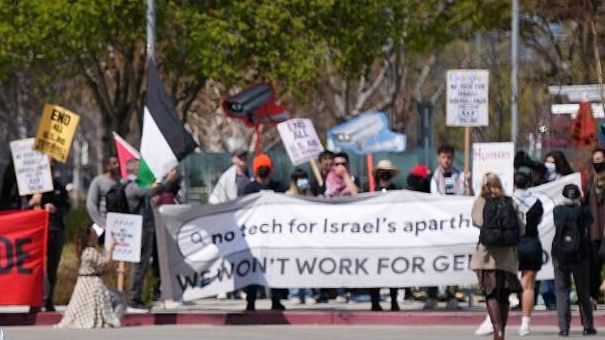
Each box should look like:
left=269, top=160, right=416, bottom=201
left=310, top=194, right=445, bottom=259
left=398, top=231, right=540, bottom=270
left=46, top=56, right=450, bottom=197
left=56, top=225, right=121, bottom=328
left=471, top=173, right=523, bottom=340
left=243, top=154, right=287, bottom=311
left=26, top=163, right=70, bottom=312
left=429, top=145, right=472, bottom=310
left=325, top=152, right=359, bottom=197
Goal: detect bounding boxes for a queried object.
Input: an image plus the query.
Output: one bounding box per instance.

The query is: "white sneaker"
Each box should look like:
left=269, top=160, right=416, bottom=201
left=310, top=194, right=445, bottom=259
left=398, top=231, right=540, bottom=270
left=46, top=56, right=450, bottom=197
left=217, top=292, right=227, bottom=300
left=335, top=295, right=347, bottom=303
left=475, top=316, right=493, bottom=335
left=519, top=324, right=530, bottom=336
left=306, top=297, right=317, bottom=305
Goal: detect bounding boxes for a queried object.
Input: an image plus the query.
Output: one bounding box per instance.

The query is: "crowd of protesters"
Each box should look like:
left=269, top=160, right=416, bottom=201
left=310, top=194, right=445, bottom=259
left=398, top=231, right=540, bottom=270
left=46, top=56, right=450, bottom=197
left=2, top=144, right=605, bottom=337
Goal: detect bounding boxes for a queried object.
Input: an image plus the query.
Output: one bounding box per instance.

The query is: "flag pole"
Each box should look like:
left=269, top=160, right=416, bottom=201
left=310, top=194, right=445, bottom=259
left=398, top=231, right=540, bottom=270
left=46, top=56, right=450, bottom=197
left=147, top=0, right=156, bottom=60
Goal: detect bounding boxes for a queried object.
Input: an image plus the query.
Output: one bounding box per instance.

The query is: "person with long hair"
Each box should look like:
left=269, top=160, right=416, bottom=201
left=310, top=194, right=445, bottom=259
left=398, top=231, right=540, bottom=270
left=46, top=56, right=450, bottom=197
left=56, top=225, right=120, bottom=328
left=513, top=170, right=544, bottom=336
left=471, top=173, right=523, bottom=340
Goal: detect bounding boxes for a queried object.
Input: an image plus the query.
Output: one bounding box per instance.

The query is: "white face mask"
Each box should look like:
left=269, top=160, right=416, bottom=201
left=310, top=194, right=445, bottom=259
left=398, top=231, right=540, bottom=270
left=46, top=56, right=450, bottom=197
left=296, top=178, right=309, bottom=190
left=544, top=162, right=556, bottom=174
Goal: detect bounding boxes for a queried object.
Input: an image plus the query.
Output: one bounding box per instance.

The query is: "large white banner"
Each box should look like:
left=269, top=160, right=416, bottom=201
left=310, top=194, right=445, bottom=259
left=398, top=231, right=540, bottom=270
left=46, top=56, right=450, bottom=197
left=446, top=70, right=489, bottom=126
left=472, top=142, right=515, bottom=195
left=9, top=137, right=54, bottom=196
left=157, top=174, right=579, bottom=301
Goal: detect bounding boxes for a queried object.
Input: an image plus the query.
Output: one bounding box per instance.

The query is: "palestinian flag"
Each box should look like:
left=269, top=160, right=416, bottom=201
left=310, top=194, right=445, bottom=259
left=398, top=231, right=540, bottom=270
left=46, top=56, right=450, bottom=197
left=140, top=58, right=198, bottom=181
left=112, top=132, right=155, bottom=188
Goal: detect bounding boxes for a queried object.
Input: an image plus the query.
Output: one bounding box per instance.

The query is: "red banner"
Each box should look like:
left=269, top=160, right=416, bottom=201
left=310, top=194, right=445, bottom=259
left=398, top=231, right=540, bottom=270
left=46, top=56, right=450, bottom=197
left=0, top=210, right=48, bottom=306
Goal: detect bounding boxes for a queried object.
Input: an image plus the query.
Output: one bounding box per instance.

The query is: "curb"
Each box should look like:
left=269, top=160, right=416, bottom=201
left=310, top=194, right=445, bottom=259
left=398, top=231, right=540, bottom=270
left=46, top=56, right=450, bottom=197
left=2, top=310, right=604, bottom=327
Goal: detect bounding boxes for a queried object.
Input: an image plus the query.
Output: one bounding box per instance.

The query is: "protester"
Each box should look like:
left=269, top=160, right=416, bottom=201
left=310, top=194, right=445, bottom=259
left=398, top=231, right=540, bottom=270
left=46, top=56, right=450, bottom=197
left=471, top=173, right=523, bottom=340
left=208, top=149, right=250, bottom=204
left=539, top=150, right=574, bottom=311
left=582, top=147, right=605, bottom=307
left=310, top=150, right=334, bottom=196
left=325, top=152, right=359, bottom=197
left=86, top=156, right=120, bottom=230
left=125, top=159, right=178, bottom=309
left=429, top=145, right=471, bottom=310
left=552, top=184, right=597, bottom=337
left=243, top=154, right=286, bottom=311
left=369, top=160, right=401, bottom=311
left=407, top=164, right=431, bottom=193
left=285, top=168, right=316, bottom=305
left=56, top=225, right=121, bottom=328
left=26, top=162, right=70, bottom=312
left=512, top=169, right=544, bottom=336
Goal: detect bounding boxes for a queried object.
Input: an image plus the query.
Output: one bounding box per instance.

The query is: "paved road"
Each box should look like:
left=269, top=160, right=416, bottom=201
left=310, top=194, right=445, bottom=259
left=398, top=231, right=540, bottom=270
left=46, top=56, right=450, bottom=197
left=1, top=325, right=583, bottom=340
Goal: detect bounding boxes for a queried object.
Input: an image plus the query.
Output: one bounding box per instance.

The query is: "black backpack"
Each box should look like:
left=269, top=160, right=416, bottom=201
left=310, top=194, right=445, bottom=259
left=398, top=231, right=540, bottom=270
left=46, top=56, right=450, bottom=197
left=552, top=205, right=583, bottom=265
left=479, top=196, right=521, bottom=247
left=105, top=180, right=132, bottom=214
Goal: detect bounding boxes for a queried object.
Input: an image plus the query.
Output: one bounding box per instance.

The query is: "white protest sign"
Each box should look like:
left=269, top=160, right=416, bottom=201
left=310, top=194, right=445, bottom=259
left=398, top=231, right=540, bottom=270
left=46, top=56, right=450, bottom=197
left=277, top=118, right=324, bottom=166
left=156, top=174, right=578, bottom=301
left=472, top=142, right=515, bottom=195
left=9, top=138, right=54, bottom=196
left=104, top=212, right=143, bottom=263
left=446, top=70, right=489, bottom=126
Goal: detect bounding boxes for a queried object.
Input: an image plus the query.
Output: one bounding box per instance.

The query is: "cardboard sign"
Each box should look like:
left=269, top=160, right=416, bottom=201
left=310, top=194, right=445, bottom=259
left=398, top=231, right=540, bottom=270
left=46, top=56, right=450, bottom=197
left=277, top=118, right=324, bottom=166
left=33, top=104, right=80, bottom=163
left=472, top=142, right=515, bottom=195
left=446, top=70, right=489, bottom=127
left=104, top=212, right=143, bottom=263
left=9, top=138, right=54, bottom=196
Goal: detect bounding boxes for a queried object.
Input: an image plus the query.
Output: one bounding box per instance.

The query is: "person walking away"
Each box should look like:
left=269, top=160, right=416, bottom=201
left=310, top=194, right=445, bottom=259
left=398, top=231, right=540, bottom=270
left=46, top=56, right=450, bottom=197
left=86, top=156, right=120, bottom=236
left=552, top=184, right=597, bottom=336
left=208, top=149, right=250, bottom=204
left=582, top=147, right=605, bottom=308
left=471, top=173, right=523, bottom=340
left=243, top=154, right=286, bottom=311
left=310, top=151, right=334, bottom=196
left=512, top=169, right=544, bottom=336
left=26, top=162, right=70, bottom=312
left=369, top=160, right=402, bottom=311
left=430, top=145, right=472, bottom=310
left=125, top=159, right=178, bottom=310
left=56, top=225, right=121, bottom=328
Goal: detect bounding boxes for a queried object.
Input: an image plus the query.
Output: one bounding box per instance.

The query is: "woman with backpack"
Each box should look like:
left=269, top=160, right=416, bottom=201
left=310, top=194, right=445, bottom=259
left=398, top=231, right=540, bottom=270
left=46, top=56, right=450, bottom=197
left=471, top=173, right=523, bottom=340
left=552, top=184, right=597, bottom=337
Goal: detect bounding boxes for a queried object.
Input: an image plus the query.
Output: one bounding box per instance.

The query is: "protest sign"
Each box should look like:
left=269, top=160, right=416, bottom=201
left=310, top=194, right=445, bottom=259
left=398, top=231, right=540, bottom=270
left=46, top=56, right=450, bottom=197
left=0, top=210, right=48, bottom=306
left=156, top=174, right=578, bottom=301
left=33, top=104, right=80, bottom=163
left=472, top=142, right=515, bottom=195
left=446, top=70, right=489, bottom=127
left=327, top=112, right=406, bottom=155
left=10, top=138, right=54, bottom=196
left=277, top=118, right=324, bottom=166
left=104, top=212, right=143, bottom=263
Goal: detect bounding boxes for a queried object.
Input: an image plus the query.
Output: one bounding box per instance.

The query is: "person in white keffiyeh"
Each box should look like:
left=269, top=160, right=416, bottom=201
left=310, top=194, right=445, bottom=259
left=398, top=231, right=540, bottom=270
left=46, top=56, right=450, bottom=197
left=56, top=226, right=121, bottom=329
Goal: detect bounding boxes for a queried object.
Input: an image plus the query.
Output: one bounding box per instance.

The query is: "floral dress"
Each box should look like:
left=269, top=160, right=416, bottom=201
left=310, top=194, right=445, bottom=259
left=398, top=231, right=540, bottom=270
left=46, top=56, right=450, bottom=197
left=56, top=247, right=120, bottom=328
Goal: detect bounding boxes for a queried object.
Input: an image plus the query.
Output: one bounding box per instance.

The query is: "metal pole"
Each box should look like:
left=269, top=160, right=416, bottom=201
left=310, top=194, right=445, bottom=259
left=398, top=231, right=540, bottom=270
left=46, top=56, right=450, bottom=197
left=147, top=0, right=156, bottom=60
left=511, top=0, right=519, bottom=145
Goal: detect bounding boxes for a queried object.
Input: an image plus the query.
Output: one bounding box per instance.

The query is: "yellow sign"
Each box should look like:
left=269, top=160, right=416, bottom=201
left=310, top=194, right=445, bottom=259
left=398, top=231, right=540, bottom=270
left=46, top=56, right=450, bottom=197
left=33, top=104, right=80, bottom=163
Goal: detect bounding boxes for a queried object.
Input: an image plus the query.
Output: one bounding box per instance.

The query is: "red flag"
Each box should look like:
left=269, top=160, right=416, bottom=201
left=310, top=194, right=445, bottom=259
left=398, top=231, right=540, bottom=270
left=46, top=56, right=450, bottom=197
left=0, top=210, right=48, bottom=306
left=113, top=132, right=140, bottom=179
left=571, top=101, right=597, bottom=148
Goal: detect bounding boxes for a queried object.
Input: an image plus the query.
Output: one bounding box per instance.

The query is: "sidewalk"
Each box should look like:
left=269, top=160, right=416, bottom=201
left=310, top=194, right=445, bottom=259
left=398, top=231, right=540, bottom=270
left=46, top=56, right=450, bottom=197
left=1, top=298, right=604, bottom=327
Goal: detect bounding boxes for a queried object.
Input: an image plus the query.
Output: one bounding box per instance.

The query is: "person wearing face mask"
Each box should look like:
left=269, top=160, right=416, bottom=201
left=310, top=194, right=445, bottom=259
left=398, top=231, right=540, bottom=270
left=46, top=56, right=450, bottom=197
left=582, top=147, right=605, bottom=308
left=537, top=151, right=574, bottom=312
left=285, top=169, right=316, bottom=305
left=368, top=160, right=402, bottom=311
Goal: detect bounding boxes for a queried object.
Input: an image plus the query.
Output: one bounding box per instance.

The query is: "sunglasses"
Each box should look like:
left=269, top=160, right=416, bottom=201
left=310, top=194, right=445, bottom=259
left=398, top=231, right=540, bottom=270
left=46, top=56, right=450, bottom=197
left=334, top=162, right=347, bottom=166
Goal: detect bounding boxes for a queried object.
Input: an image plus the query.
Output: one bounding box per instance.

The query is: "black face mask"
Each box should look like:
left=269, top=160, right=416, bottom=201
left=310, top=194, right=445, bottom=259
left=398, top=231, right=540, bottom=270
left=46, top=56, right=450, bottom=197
left=594, top=162, right=605, bottom=173
left=257, top=166, right=271, bottom=178
left=378, top=172, right=392, bottom=181
left=443, top=171, right=452, bottom=178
